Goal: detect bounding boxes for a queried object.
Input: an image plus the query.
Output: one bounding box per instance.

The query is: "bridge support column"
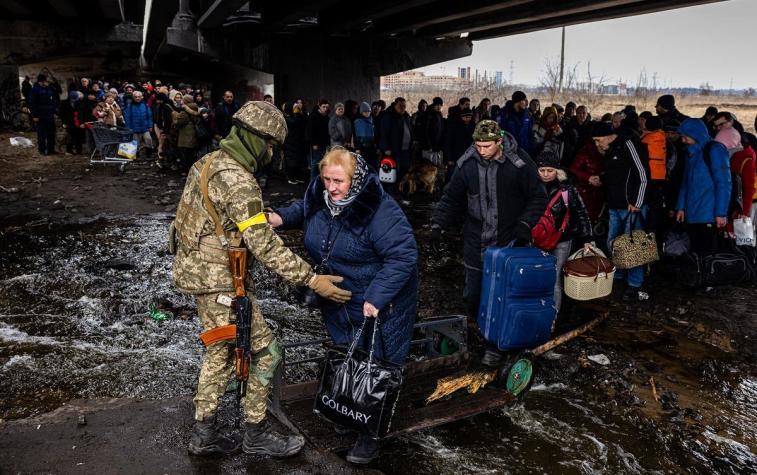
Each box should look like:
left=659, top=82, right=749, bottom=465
left=272, top=35, right=379, bottom=110
left=0, top=64, right=21, bottom=121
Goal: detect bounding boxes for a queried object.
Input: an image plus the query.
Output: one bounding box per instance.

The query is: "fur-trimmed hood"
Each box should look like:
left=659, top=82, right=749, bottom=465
left=303, top=172, right=385, bottom=234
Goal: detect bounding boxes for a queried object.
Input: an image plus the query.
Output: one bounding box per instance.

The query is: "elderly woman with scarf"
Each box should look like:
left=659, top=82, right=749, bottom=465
left=267, top=147, right=418, bottom=464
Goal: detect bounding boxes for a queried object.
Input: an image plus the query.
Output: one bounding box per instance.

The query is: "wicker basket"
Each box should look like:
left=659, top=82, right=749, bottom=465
left=563, top=247, right=616, bottom=301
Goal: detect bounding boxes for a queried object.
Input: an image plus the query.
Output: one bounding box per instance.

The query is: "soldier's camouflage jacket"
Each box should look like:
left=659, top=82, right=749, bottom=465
left=172, top=150, right=314, bottom=294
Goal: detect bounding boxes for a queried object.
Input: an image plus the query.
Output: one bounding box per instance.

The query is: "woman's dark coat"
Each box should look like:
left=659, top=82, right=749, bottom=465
left=276, top=173, right=418, bottom=364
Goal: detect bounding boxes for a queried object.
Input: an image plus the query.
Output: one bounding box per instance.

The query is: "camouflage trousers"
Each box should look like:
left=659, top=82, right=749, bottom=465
left=193, top=291, right=280, bottom=424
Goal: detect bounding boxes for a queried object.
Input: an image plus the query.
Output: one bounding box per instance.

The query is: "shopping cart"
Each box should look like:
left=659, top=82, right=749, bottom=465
left=87, top=122, right=135, bottom=171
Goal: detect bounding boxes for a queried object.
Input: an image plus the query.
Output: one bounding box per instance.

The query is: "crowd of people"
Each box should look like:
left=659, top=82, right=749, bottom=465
left=26, top=70, right=755, bottom=463
left=24, top=74, right=260, bottom=172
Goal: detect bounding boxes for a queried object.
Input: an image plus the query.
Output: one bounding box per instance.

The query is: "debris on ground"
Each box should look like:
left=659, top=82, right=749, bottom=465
left=9, top=137, right=34, bottom=147
left=587, top=354, right=611, bottom=366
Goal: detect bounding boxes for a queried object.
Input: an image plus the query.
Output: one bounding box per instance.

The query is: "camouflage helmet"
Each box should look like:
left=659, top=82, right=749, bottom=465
left=232, top=101, right=288, bottom=144
left=472, top=119, right=503, bottom=142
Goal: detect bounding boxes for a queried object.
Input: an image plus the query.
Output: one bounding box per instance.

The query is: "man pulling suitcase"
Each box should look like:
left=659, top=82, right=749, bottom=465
left=431, top=120, right=548, bottom=366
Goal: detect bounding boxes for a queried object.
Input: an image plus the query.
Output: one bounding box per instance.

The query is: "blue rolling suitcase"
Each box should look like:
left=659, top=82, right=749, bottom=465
left=477, top=246, right=557, bottom=351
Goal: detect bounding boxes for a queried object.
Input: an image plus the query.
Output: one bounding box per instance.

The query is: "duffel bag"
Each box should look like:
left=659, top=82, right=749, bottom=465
left=677, top=251, right=751, bottom=288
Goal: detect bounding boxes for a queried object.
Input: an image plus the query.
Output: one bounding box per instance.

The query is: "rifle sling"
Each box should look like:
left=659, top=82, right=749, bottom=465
left=200, top=153, right=227, bottom=246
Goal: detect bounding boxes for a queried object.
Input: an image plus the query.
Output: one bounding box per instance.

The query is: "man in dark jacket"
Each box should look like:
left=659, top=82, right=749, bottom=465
left=498, top=91, right=534, bottom=155
left=379, top=97, right=413, bottom=191
left=592, top=122, right=650, bottom=302
left=432, top=120, right=547, bottom=360
left=21, top=76, right=32, bottom=100
left=59, top=91, right=83, bottom=155
left=28, top=74, right=60, bottom=155
left=655, top=94, right=689, bottom=129
left=423, top=97, right=445, bottom=157
left=447, top=97, right=471, bottom=124
left=305, top=99, right=331, bottom=181
left=152, top=92, right=173, bottom=163
left=443, top=108, right=475, bottom=183
left=213, top=91, right=240, bottom=139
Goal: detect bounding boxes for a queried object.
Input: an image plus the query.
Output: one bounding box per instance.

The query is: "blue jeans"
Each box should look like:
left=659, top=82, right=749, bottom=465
left=310, top=148, right=325, bottom=181
left=608, top=206, right=648, bottom=288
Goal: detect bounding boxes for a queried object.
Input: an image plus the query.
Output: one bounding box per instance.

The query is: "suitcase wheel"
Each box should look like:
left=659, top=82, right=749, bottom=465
left=497, top=353, right=534, bottom=398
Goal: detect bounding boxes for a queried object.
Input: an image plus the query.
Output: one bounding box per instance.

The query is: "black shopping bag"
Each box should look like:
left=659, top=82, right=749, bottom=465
left=313, top=318, right=404, bottom=439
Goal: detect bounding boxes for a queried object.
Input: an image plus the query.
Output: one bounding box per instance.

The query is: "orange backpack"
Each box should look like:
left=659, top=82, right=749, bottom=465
left=642, top=131, right=667, bottom=180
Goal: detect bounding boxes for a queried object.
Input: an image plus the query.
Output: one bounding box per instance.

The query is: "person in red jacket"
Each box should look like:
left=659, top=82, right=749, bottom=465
left=569, top=139, right=605, bottom=224
left=715, top=127, right=756, bottom=221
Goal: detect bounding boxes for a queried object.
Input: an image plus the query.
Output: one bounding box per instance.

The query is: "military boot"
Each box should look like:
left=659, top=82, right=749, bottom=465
left=242, top=420, right=305, bottom=457
left=187, top=416, right=241, bottom=456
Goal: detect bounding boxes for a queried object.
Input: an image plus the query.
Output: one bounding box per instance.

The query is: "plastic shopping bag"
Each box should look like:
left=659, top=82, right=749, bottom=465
left=313, top=318, right=403, bottom=439
left=117, top=140, right=139, bottom=160
left=734, top=217, right=755, bottom=247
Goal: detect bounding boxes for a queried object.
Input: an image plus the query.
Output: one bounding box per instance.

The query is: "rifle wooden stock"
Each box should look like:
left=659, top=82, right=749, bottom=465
left=235, top=347, right=250, bottom=381
left=199, top=324, right=236, bottom=346
left=228, top=247, right=247, bottom=297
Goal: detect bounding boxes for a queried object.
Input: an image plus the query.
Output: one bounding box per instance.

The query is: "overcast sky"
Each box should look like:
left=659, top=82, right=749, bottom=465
left=419, top=0, right=755, bottom=90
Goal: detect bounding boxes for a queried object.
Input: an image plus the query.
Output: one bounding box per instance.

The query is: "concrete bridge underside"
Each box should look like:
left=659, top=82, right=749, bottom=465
left=0, top=0, right=725, bottom=107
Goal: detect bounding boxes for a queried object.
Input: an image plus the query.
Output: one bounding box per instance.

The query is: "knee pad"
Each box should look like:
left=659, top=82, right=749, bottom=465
left=251, top=339, right=281, bottom=388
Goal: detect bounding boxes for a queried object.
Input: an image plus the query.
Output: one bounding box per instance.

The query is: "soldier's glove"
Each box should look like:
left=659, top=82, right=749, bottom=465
left=513, top=221, right=533, bottom=247
left=307, top=274, right=352, bottom=304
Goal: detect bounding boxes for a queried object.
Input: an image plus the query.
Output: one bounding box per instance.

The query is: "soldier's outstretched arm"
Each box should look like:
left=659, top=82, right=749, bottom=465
left=210, top=171, right=351, bottom=303
left=211, top=170, right=314, bottom=286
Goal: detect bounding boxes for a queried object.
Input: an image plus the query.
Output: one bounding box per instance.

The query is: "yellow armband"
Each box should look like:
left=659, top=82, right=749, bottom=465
left=237, top=212, right=268, bottom=232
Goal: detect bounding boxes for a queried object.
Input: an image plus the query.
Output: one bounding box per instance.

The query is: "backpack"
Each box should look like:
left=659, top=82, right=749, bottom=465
left=531, top=189, right=570, bottom=251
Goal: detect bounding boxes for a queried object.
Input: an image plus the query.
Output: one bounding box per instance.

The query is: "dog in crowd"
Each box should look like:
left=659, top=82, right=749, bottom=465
left=399, top=161, right=438, bottom=195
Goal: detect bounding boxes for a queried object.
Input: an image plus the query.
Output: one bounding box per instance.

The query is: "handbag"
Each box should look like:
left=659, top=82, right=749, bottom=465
left=563, top=246, right=616, bottom=300
left=299, top=223, right=343, bottom=308
left=611, top=213, right=659, bottom=269
left=313, top=317, right=404, bottom=439
left=662, top=223, right=691, bottom=257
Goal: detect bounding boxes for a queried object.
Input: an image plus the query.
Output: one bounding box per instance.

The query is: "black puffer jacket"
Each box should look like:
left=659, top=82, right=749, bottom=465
left=433, top=132, right=547, bottom=270
left=543, top=169, right=593, bottom=244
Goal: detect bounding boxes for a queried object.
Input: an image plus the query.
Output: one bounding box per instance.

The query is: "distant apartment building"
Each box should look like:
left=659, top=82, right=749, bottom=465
left=381, top=70, right=472, bottom=91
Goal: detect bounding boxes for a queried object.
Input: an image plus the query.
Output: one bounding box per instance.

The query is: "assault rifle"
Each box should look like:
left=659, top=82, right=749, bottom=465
left=229, top=247, right=252, bottom=399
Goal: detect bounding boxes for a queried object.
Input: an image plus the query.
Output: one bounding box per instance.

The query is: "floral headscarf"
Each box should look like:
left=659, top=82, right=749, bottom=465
left=323, top=152, right=370, bottom=216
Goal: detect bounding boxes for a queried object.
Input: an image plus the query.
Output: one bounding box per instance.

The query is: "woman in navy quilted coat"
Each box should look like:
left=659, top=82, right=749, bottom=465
left=268, top=147, right=417, bottom=463
left=269, top=147, right=418, bottom=365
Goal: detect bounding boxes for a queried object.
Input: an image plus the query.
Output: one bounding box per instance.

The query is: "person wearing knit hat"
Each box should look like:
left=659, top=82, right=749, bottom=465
left=656, top=95, right=675, bottom=112
left=593, top=115, right=651, bottom=302
left=432, top=114, right=547, bottom=368
left=500, top=90, right=535, bottom=154
left=655, top=94, right=689, bottom=129
left=353, top=101, right=376, bottom=169
left=534, top=147, right=593, bottom=311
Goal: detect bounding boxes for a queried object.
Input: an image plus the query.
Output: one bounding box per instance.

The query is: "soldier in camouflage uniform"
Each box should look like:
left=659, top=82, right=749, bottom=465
left=171, top=101, right=352, bottom=457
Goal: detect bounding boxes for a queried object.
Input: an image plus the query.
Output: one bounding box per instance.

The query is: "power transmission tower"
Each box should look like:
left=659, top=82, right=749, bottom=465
left=558, top=27, right=565, bottom=94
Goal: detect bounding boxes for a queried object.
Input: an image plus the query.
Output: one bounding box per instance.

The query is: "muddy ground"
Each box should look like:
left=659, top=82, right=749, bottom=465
left=0, top=131, right=755, bottom=474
